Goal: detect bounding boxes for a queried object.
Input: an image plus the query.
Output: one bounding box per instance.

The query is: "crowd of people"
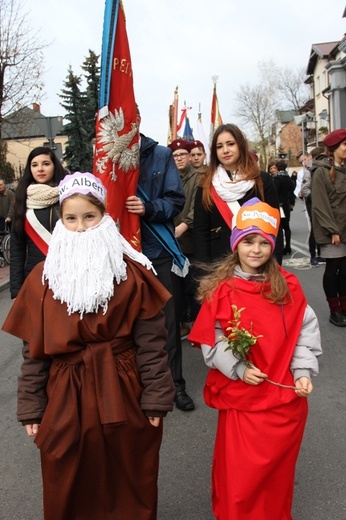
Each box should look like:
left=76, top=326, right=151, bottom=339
left=2, top=122, right=346, bottom=519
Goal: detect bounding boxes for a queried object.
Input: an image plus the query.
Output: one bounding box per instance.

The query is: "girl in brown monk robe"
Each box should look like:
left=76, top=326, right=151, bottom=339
left=2, top=172, right=175, bottom=520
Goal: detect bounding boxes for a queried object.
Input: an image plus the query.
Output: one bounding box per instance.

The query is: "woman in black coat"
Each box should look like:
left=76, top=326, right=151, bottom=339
left=193, top=124, right=282, bottom=264
left=10, top=147, right=67, bottom=298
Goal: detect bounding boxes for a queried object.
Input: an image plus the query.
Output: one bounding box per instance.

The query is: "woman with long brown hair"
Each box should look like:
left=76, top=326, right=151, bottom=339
left=10, top=147, right=67, bottom=298
left=193, top=124, right=282, bottom=263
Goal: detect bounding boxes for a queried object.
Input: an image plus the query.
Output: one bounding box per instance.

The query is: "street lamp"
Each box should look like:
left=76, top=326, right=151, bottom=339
left=35, top=116, right=63, bottom=150
left=294, top=112, right=316, bottom=155
left=303, top=121, right=309, bottom=151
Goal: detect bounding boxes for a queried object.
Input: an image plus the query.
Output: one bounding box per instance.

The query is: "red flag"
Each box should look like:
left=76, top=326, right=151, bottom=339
left=210, top=80, right=223, bottom=144
left=176, top=106, right=188, bottom=133
left=93, top=0, right=141, bottom=251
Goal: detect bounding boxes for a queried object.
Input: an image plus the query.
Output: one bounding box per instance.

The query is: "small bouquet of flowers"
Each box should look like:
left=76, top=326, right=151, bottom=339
left=221, top=305, right=296, bottom=389
left=220, top=305, right=262, bottom=367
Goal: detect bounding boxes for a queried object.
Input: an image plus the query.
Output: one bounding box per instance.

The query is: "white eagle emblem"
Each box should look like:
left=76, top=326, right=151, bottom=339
left=95, top=107, right=139, bottom=180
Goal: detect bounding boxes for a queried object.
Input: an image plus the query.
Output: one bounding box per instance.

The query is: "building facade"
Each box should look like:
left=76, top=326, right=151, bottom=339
left=2, top=104, right=67, bottom=177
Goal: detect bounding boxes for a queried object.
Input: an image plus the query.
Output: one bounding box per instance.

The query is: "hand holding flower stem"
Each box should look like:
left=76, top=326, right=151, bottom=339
left=221, top=305, right=263, bottom=368
left=221, top=305, right=301, bottom=392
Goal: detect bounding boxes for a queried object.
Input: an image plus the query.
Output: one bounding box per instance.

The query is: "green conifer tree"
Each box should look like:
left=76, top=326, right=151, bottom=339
left=59, top=66, right=93, bottom=172
left=81, top=50, right=100, bottom=144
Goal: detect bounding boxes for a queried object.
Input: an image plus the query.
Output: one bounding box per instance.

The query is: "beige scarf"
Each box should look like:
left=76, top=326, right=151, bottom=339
left=26, top=184, right=59, bottom=209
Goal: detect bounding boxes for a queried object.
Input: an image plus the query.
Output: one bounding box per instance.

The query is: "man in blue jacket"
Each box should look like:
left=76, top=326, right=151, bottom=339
left=125, top=114, right=195, bottom=411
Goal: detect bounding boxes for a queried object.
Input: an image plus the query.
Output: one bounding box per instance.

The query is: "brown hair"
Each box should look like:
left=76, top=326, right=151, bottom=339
left=324, top=145, right=339, bottom=184
left=13, top=147, right=67, bottom=241
left=276, top=159, right=287, bottom=171
left=196, top=254, right=290, bottom=305
left=60, top=193, right=106, bottom=215
left=310, top=146, right=325, bottom=158
left=199, top=124, right=263, bottom=210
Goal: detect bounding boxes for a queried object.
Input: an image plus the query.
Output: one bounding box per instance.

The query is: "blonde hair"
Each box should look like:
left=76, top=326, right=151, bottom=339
left=196, top=254, right=290, bottom=304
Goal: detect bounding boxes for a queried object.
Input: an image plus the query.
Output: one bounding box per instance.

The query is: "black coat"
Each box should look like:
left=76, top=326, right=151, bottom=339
left=272, top=171, right=295, bottom=220
left=193, top=172, right=281, bottom=263
left=10, top=204, right=60, bottom=298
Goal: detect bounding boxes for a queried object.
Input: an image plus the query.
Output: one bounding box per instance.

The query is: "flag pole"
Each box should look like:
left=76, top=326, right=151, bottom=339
left=172, top=86, right=178, bottom=141
left=210, top=75, right=223, bottom=146
left=93, top=0, right=141, bottom=251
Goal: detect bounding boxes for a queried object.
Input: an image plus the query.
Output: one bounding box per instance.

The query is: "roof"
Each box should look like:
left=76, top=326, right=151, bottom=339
left=306, top=41, right=340, bottom=75
left=275, top=110, right=299, bottom=124
left=2, top=106, right=63, bottom=140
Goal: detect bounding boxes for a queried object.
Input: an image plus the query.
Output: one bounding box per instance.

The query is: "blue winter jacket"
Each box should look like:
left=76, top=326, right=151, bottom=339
left=138, top=134, right=185, bottom=259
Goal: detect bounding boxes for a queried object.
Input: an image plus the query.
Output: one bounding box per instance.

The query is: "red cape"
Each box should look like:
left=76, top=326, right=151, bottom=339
left=188, top=268, right=307, bottom=411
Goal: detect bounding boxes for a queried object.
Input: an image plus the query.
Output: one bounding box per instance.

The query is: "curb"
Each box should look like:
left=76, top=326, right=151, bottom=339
left=0, top=279, right=9, bottom=292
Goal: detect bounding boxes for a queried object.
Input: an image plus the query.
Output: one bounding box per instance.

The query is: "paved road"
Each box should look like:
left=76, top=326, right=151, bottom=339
left=0, top=200, right=345, bottom=519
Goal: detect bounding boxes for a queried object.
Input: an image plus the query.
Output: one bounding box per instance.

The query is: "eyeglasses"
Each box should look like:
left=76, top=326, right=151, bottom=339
left=173, top=152, right=188, bottom=159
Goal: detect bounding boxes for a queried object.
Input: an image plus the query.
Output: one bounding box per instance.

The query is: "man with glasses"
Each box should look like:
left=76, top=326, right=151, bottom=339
left=168, top=139, right=199, bottom=341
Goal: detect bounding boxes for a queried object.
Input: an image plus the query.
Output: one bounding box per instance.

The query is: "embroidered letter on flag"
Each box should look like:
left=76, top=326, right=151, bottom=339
left=93, top=0, right=141, bottom=251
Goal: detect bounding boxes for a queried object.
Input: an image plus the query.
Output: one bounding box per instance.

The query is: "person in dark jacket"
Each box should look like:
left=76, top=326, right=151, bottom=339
left=193, top=124, right=282, bottom=264
left=0, top=178, right=15, bottom=231
left=125, top=119, right=195, bottom=411
left=10, top=146, right=67, bottom=298
left=169, top=139, right=199, bottom=337
left=311, top=129, right=346, bottom=327
left=273, top=159, right=295, bottom=255
left=301, top=146, right=325, bottom=266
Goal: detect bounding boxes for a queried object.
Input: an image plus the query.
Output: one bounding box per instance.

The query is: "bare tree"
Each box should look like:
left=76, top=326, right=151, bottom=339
left=234, top=83, right=277, bottom=167
left=234, top=60, right=310, bottom=167
left=258, top=61, right=310, bottom=112
left=0, top=0, right=48, bottom=137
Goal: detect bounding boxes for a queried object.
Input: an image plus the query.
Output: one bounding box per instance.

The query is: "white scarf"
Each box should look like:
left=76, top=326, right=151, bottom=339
left=234, top=265, right=266, bottom=282
left=42, top=215, right=153, bottom=318
left=26, top=184, right=59, bottom=209
left=212, top=165, right=255, bottom=202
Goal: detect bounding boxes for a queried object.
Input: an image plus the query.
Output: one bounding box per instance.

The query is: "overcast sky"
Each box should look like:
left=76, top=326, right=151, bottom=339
left=27, top=0, right=346, bottom=145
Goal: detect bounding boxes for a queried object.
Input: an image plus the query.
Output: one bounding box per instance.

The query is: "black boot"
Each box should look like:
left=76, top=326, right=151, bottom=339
left=174, top=388, right=195, bottom=411
left=327, top=297, right=346, bottom=327
left=340, top=296, right=346, bottom=318
left=329, top=312, right=346, bottom=326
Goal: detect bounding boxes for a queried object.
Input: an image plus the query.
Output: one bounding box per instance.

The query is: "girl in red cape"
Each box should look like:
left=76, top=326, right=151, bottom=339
left=188, top=197, right=322, bottom=520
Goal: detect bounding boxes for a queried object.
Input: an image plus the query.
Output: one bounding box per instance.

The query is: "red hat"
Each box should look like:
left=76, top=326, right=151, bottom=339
left=189, top=140, right=205, bottom=152
left=323, top=129, right=346, bottom=148
left=167, top=139, right=191, bottom=152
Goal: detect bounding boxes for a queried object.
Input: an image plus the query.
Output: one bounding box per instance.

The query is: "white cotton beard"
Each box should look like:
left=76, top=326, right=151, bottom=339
left=43, top=215, right=153, bottom=318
